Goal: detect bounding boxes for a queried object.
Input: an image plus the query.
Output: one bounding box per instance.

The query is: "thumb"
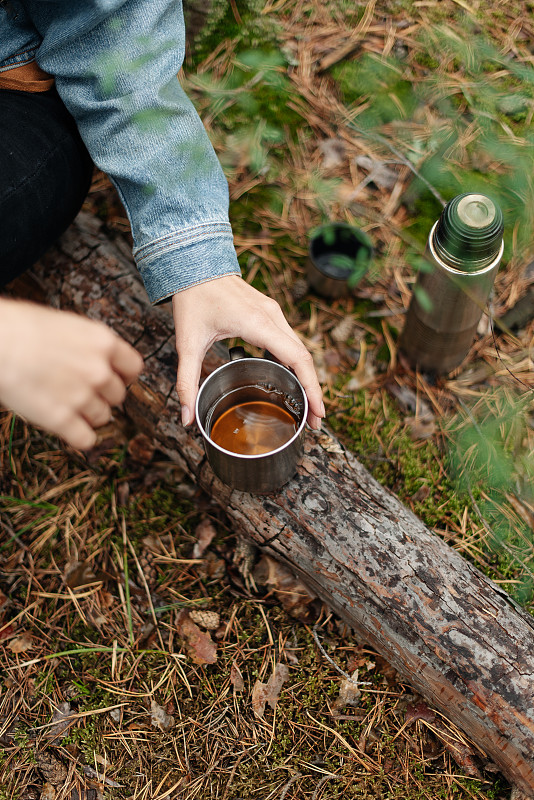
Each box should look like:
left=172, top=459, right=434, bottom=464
left=175, top=344, right=203, bottom=426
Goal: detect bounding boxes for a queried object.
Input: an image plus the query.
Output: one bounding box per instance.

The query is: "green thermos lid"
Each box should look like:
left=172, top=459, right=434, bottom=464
left=433, top=193, right=504, bottom=272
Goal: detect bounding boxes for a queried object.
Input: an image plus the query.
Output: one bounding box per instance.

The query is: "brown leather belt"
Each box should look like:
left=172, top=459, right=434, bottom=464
left=0, top=60, right=54, bottom=92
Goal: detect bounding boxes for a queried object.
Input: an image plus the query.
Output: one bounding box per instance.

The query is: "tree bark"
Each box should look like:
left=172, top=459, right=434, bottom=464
left=9, top=213, right=534, bottom=796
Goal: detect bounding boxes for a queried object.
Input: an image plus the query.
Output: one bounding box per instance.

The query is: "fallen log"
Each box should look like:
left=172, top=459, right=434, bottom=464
left=8, top=212, right=534, bottom=795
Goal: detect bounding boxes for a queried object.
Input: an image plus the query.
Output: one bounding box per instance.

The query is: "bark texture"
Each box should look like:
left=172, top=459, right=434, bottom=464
left=10, top=213, right=534, bottom=795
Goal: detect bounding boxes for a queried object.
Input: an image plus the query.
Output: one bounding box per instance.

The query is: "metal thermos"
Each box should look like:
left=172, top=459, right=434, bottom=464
left=399, top=193, right=504, bottom=374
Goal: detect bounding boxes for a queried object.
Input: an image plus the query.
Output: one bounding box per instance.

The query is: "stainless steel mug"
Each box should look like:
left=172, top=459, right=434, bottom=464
left=195, top=348, right=308, bottom=493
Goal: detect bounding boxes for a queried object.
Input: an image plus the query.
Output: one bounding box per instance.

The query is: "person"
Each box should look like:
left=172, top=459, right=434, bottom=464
left=0, top=0, right=324, bottom=450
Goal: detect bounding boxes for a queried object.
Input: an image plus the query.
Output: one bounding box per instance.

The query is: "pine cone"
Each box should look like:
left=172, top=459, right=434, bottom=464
left=331, top=315, right=354, bottom=343
left=139, top=550, right=158, bottom=587
left=291, top=277, right=309, bottom=303
left=189, top=609, right=221, bottom=630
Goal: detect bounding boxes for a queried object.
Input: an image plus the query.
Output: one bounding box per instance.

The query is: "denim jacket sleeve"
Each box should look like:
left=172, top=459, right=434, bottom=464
left=20, top=0, right=241, bottom=303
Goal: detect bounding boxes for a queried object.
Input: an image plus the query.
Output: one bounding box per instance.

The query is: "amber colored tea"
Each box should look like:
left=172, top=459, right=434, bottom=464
left=209, top=400, right=297, bottom=456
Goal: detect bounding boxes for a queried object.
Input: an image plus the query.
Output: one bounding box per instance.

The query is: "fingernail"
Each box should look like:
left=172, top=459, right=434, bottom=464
left=309, top=415, right=321, bottom=431
left=320, top=401, right=326, bottom=417
left=181, top=405, right=191, bottom=426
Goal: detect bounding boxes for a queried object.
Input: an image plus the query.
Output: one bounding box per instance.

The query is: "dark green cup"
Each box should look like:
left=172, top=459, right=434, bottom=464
left=307, top=223, right=373, bottom=299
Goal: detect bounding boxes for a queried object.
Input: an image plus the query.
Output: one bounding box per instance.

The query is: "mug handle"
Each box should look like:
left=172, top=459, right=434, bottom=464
left=229, top=345, right=247, bottom=361
left=264, top=349, right=281, bottom=364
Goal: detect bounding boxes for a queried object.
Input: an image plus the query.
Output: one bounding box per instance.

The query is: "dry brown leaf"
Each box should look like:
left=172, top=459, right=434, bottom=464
left=192, top=518, right=217, bottom=558
left=65, top=560, right=99, bottom=589
left=354, top=155, right=398, bottom=190
left=40, top=783, right=56, bottom=800
left=252, top=663, right=289, bottom=719
left=36, top=752, right=68, bottom=786
left=150, top=699, right=175, bottom=731
left=405, top=701, right=436, bottom=725
left=45, top=701, right=72, bottom=742
left=440, top=737, right=482, bottom=778
left=410, top=485, right=431, bottom=504
left=230, top=661, right=245, bottom=692
left=197, top=551, right=226, bottom=581
left=141, top=532, right=173, bottom=556
left=346, top=341, right=376, bottom=390
left=83, top=764, right=122, bottom=788
left=8, top=634, right=33, bottom=653
left=331, top=672, right=361, bottom=714
left=127, top=432, right=155, bottom=464
left=324, top=347, right=342, bottom=372
left=0, top=623, right=15, bottom=641
left=387, top=382, right=436, bottom=440
left=406, top=702, right=481, bottom=777
left=116, top=479, right=130, bottom=506
left=283, top=647, right=300, bottom=666
left=176, top=609, right=217, bottom=664
left=252, top=555, right=317, bottom=621
left=404, top=414, right=436, bottom=440
left=388, top=383, right=434, bottom=420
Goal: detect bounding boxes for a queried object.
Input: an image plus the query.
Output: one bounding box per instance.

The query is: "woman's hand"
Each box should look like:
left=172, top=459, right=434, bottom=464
left=0, top=299, right=143, bottom=449
left=171, top=275, right=324, bottom=429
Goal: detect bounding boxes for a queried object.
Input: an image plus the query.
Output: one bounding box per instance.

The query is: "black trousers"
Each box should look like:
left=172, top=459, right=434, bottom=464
left=0, top=88, right=94, bottom=287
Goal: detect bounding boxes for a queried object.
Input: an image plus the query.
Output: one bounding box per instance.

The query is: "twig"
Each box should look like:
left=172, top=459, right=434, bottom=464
left=306, top=711, right=377, bottom=771
left=278, top=773, right=302, bottom=800
left=311, top=774, right=341, bottom=800
left=347, top=121, right=447, bottom=207
left=121, top=514, right=135, bottom=646
left=311, top=626, right=371, bottom=687
left=489, top=307, right=534, bottom=395
left=31, top=702, right=128, bottom=731
left=229, top=0, right=242, bottom=25
left=126, top=532, right=167, bottom=652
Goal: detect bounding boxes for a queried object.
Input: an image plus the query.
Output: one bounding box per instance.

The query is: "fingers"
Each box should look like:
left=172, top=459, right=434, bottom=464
left=110, top=337, right=144, bottom=384
left=80, top=394, right=112, bottom=428
left=54, top=410, right=97, bottom=451
left=267, top=339, right=325, bottom=430
left=0, top=300, right=144, bottom=451
left=236, top=307, right=325, bottom=429
left=96, top=368, right=129, bottom=407
left=171, top=276, right=325, bottom=430
left=175, top=337, right=205, bottom=426
left=77, top=348, right=140, bottom=431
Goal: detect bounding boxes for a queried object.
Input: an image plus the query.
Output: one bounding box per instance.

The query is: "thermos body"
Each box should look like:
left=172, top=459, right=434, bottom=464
left=400, top=193, right=504, bottom=374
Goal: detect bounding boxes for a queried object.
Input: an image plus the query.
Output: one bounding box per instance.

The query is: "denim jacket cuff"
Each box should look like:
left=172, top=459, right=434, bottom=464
left=134, top=222, right=242, bottom=304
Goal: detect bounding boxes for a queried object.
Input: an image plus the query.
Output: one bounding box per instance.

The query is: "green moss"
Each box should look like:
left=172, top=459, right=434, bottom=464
left=328, top=391, right=460, bottom=528
left=328, top=387, right=533, bottom=608
left=186, top=0, right=281, bottom=70
left=332, top=55, right=418, bottom=125
left=413, top=51, right=440, bottom=71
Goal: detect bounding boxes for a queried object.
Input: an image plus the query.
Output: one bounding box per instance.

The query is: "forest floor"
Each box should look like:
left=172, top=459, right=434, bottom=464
left=1, top=0, right=534, bottom=798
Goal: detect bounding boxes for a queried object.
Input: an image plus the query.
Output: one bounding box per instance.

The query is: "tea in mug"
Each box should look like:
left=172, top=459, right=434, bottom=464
left=209, top=400, right=297, bottom=455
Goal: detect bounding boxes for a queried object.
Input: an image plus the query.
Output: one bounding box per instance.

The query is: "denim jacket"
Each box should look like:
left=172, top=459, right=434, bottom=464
left=0, top=0, right=241, bottom=302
